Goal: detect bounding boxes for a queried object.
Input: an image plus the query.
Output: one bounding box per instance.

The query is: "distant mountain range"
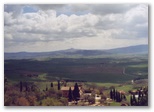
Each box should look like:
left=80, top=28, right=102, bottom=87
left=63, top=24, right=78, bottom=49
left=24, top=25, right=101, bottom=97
left=4, top=44, right=148, bottom=59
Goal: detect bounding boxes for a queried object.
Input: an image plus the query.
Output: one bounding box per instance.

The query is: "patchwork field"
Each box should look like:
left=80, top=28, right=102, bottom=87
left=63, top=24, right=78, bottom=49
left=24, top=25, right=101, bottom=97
left=4, top=57, right=148, bottom=83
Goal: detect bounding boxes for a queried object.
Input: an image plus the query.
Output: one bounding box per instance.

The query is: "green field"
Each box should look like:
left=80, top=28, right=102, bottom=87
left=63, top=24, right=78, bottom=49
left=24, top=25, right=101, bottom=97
left=4, top=57, right=148, bottom=83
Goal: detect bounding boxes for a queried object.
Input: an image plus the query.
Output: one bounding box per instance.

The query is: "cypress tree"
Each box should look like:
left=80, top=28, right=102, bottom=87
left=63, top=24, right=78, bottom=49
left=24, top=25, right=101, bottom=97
left=130, top=95, right=133, bottom=106
left=50, top=82, right=53, bottom=87
left=138, top=90, right=141, bottom=98
left=68, top=87, right=73, bottom=102
left=58, top=80, right=60, bottom=90
left=73, top=83, right=80, bottom=101
left=117, top=92, right=120, bottom=102
left=119, top=93, right=121, bottom=102
left=113, top=88, right=116, bottom=101
left=110, top=89, right=113, bottom=99
left=20, top=81, right=22, bottom=92
left=132, top=94, right=137, bottom=106
left=25, top=82, right=28, bottom=91
left=115, top=90, right=118, bottom=102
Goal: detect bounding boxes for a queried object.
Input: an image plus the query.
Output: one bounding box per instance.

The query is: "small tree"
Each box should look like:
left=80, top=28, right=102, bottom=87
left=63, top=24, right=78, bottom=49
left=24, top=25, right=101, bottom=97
left=68, top=87, right=73, bottom=102
left=87, top=96, right=95, bottom=104
left=110, top=89, right=113, bottom=99
left=123, top=95, right=126, bottom=101
left=50, top=82, right=53, bottom=87
left=58, top=80, right=60, bottom=90
left=25, top=82, right=28, bottom=91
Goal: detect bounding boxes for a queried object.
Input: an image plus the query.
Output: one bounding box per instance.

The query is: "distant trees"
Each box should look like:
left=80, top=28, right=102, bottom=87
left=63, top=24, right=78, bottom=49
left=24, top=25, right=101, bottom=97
left=110, top=88, right=126, bottom=103
left=5, top=80, right=70, bottom=106
left=130, top=87, right=148, bottom=106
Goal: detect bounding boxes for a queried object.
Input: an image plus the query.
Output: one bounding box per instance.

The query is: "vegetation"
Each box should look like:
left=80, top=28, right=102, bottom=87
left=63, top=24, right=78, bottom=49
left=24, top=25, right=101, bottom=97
left=4, top=56, right=148, bottom=106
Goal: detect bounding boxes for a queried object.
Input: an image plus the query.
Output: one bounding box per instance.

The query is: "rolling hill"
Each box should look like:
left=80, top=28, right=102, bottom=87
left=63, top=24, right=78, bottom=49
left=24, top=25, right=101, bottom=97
left=4, top=44, right=148, bottom=59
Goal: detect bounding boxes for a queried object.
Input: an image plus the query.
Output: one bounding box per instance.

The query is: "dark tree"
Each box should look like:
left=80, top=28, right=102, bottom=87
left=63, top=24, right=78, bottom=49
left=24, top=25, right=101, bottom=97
left=20, top=81, right=23, bottom=92
left=130, top=95, right=133, bottom=106
left=123, top=95, right=126, bottom=100
left=113, top=88, right=116, bottom=101
left=119, top=93, right=122, bottom=102
left=46, top=84, right=48, bottom=91
left=68, top=87, right=73, bottom=102
left=117, top=92, right=120, bottom=102
left=110, top=89, right=113, bottom=99
left=58, top=80, right=60, bottom=90
left=115, top=90, right=118, bottom=102
left=133, top=94, right=137, bottom=104
left=73, top=83, right=80, bottom=101
left=131, top=94, right=137, bottom=106
left=50, top=82, right=53, bottom=87
left=138, top=90, right=141, bottom=98
left=25, top=82, right=28, bottom=91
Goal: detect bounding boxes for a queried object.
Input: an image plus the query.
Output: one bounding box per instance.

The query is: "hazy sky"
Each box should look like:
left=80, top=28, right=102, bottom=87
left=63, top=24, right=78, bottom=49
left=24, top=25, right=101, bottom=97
left=4, top=4, right=148, bottom=52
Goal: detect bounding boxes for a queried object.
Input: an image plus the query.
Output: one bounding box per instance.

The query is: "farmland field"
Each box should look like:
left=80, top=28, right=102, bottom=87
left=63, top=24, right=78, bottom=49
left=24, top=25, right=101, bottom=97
left=4, top=57, right=148, bottom=83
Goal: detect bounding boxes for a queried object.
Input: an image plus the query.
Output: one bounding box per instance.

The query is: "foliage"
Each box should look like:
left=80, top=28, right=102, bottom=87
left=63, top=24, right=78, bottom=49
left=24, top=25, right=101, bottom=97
left=5, top=57, right=147, bottom=83
left=15, top=97, right=30, bottom=106
left=41, top=97, right=63, bottom=106
left=87, top=96, right=95, bottom=104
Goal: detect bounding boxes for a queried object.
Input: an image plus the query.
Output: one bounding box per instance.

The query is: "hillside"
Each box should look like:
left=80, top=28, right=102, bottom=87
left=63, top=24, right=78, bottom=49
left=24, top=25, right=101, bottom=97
left=4, top=44, right=148, bottom=59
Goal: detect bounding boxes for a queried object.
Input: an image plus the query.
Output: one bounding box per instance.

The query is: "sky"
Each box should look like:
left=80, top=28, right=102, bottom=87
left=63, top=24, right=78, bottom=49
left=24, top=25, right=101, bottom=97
left=4, top=4, right=148, bottom=52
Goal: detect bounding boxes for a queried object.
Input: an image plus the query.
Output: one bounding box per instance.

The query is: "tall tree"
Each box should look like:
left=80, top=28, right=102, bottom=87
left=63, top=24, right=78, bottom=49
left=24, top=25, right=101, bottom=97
left=73, top=83, right=80, bottom=101
left=115, top=90, right=118, bottom=102
left=58, top=80, right=60, bottom=90
left=50, top=82, right=53, bottom=87
left=130, top=95, right=133, bottom=106
left=68, top=87, right=73, bottom=102
left=110, top=89, right=113, bottom=99
left=132, top=94, right=137, bottom=106
left=113, top=88, right=116, bottom=101
left=25, top=82, right=28, bottom=91
left=20, top=81, right=23, bottom=92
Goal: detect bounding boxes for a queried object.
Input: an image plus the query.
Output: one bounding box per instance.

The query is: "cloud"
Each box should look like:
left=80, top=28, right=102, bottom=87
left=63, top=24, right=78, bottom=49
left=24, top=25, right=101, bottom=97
left=4, top=10, right=99, bottom=43
left=4, top=4, right=25, bottom=17
left=33, top=4, right=66, bottom=10
left=4, top=4, right=148, bottom=52
left=71, top=4, right=138, bottom=15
